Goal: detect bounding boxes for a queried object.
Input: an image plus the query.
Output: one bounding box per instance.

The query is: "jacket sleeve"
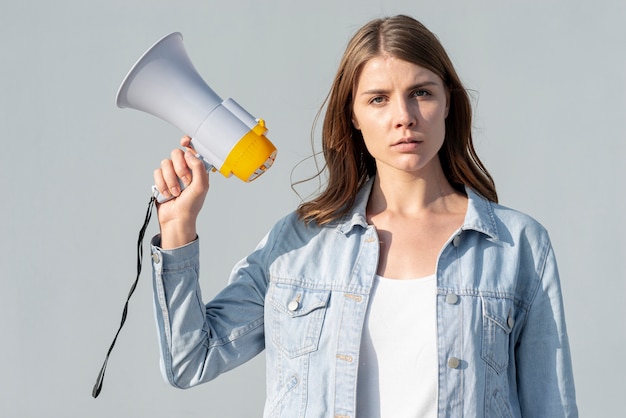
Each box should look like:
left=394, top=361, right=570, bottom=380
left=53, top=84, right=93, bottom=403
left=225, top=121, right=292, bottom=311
left=150, top=225, right=277, bottom=389
left=515, top=242, right=578, bottom=417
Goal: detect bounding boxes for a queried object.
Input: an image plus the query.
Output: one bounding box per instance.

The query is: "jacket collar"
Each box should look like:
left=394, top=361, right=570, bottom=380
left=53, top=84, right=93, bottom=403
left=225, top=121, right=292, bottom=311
left=336, top=176, right=499, bottom=241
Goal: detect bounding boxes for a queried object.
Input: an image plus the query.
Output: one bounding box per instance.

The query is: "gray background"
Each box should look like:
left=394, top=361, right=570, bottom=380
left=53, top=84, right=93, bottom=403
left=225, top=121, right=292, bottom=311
left=1, top=0, right=624, bottom=416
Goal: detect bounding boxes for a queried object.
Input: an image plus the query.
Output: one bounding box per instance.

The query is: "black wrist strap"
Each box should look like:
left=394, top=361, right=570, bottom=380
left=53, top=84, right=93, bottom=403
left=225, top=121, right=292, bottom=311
left=92, top=195, right=156, bottom=398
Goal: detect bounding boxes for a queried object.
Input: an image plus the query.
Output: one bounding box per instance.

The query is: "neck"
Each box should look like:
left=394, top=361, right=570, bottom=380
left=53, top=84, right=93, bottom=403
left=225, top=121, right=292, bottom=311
left=368, top=163, right=463, bottom=217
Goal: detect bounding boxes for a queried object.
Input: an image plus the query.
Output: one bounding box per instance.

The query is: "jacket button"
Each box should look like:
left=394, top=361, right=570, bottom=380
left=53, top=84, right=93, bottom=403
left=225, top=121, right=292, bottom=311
left=287, top=300, right=299, bottom=311
left=452, top=235, right=461, bottom=247
left=446, top=293, right=459, bottom=305
left=152, top=253, right=160, bottom=264
left=508, top=316, right=515, bottom=329
left=448, top=357, right=461, bottom=369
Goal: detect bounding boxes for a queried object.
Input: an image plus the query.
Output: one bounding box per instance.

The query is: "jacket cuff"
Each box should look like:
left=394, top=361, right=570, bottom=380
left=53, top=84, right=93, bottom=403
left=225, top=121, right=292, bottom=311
left=150, top=234, right=199, bottom=272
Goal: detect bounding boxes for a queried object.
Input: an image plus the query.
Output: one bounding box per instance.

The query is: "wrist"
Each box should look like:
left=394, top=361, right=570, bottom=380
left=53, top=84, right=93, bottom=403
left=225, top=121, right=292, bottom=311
left=159, top=220, right=198, bottom=249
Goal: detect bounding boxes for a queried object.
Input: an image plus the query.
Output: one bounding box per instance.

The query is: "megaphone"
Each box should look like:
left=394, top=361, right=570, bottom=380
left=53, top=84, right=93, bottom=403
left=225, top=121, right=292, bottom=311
left=117, top=32, right=276, bottom=201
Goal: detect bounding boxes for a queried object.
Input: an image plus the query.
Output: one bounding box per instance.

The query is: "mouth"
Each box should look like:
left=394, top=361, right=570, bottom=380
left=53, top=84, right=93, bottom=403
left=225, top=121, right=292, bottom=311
left=392, top=137, right=422, bottom=146
left=390, top=137, right=423, bottom=153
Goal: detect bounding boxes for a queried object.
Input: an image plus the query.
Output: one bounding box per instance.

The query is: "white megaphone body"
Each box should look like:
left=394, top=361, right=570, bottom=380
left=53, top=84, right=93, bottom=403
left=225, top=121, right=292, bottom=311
left=116, top=32, right=277, bottom=202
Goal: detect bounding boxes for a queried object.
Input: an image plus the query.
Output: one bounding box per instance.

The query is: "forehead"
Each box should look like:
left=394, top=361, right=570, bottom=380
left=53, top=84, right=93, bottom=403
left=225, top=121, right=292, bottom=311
left=356, top=55, right=443, bottom=90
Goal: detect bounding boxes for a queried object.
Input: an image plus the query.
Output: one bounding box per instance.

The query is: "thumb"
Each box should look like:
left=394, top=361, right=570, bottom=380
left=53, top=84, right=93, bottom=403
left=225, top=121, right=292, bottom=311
left=184, top=149, right=210, bottom=192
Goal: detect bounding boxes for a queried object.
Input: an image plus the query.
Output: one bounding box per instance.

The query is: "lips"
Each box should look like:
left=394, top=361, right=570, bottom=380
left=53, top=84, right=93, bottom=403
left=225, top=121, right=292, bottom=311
left=392, top=137, right=422, bottom=146
left=389, top=137, right=423, bottom=153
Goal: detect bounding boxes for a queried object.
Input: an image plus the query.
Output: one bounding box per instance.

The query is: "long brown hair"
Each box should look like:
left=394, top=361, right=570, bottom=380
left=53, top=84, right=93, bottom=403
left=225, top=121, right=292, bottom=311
left=296, top=15, right=497, bottom=225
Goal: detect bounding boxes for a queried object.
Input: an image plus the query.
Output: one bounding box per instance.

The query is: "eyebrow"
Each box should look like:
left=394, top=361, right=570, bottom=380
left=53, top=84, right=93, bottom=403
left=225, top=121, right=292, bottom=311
left=360, top=81, right=440, bottom=96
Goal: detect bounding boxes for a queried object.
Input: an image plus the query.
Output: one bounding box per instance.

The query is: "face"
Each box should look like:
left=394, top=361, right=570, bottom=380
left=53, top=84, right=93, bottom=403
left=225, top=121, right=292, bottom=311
left=352, top=55, right=449, bottom=178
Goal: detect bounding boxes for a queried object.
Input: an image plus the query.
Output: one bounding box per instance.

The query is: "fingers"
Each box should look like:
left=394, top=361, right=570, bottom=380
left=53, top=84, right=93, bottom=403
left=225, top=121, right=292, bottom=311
left=178, top=135, right=209, bottom=194
left=184, top=149, right=208, bottom=188
left=153, top=138, right=211, bottom=246
left=154, top=149, right=186, bottom=199
left=180, top=135, right=194, bottom=150
left=172, top=148, right=192, bottom=188
left=153, top=137, right=209, bottom=201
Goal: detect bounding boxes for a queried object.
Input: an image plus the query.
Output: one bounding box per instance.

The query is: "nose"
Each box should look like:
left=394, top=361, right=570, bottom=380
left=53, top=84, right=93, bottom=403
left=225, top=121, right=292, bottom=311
left=394, top=98, right=416, bottom=129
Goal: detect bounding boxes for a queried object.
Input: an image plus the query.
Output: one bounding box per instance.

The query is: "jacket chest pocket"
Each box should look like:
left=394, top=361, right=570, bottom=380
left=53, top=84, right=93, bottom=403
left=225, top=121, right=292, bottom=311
left=269, top=283, right=330, bottom=359
left=481, top=296, right=515, bottom=374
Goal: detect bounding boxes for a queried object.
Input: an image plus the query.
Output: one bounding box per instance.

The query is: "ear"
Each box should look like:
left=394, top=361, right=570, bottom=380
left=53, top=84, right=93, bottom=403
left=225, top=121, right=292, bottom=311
left=352, top=114, right=360, bottom=130
left=444, top=88, right=451, bottom=119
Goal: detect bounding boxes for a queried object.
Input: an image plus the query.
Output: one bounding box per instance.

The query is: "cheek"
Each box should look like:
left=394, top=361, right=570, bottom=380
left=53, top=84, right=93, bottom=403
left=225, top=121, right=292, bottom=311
left=358, top=121, right=386, bottom=148
left=358, top=127, right=381, bottom=154
left=351, top=105, right=372, bottom=131
left=353, top=110, right=379, bottom=135
left=425, top=106, right=448, bottom=130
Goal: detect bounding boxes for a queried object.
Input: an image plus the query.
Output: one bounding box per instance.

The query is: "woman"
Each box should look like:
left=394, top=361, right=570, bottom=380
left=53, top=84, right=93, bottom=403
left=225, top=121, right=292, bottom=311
left=151, top=15, right=578, bottom=417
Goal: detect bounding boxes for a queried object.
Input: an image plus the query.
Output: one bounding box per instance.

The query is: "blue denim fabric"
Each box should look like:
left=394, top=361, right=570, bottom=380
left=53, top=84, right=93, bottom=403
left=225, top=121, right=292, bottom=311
left=151, top=178, right=577, bottom=417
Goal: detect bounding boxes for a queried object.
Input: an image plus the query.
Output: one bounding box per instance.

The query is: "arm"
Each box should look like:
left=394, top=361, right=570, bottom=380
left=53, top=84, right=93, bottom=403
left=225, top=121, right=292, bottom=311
left=151, top=235, right=267, bottom=388
left=515, top=243, right=578, bottom=417
left=150, top=137, right=267, bottom=388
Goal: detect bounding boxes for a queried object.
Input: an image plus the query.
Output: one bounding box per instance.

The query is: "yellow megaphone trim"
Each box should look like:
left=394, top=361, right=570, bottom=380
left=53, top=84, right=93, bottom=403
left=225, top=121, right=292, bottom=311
left=219, top=119, right=277, bottom=182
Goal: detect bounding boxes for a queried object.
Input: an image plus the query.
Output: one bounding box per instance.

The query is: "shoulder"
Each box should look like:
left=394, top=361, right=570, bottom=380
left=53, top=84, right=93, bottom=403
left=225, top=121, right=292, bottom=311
left=489, top=201, right=556, bottom=270
left=270, top=210, right=322, bottom=235
left=492, top=201, right=549, bottom=238
left=466, top=188, right=553, bottom=252
left=466, top=193, right=563, bottom=299
left=262, top=210, right=333, bottom=250
left=492, top=203, right=549, bottom=240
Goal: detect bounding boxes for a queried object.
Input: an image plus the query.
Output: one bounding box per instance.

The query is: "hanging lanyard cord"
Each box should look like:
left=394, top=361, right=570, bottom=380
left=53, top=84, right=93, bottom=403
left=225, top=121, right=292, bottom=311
left=92, top=195, right=156, bottom=398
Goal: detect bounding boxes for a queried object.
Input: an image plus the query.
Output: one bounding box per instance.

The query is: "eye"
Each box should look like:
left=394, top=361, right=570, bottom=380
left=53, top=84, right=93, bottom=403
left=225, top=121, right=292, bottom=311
left=368, top=96, right=387, bottom=105
left=412, top=89, right=430, bottom=98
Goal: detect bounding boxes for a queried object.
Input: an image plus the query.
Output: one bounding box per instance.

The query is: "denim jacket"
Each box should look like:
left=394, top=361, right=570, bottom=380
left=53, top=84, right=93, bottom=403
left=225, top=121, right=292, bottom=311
left=151, top=179, right=577, bottom=417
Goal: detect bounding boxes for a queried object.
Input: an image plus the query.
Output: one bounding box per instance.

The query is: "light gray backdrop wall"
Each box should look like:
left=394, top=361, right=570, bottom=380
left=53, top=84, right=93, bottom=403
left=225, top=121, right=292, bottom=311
left=1, top=0, right=624, bottom=416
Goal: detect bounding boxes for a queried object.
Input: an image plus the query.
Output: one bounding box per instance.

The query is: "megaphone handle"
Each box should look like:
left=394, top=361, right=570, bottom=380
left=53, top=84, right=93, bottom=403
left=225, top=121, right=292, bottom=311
left=152, top=154, right=213, bottom=203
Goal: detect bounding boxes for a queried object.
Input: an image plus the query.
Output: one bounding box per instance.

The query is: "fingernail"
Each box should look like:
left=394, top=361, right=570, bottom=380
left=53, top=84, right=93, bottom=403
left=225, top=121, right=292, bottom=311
left=181, top=175, right=190, bottom=186
left=171, top=186, right=180, bottom=196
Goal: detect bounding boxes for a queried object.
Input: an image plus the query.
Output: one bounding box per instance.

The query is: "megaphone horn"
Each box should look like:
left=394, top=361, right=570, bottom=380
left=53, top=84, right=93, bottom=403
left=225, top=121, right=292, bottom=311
left=116, top=32, right=276, bottom=200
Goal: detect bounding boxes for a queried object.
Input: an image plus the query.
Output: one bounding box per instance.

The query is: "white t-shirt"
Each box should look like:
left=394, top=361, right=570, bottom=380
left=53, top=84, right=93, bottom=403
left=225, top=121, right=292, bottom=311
left=356, top=274, right=438, bottom=418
